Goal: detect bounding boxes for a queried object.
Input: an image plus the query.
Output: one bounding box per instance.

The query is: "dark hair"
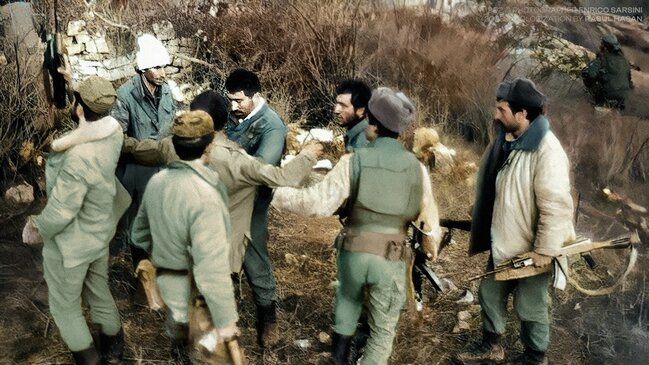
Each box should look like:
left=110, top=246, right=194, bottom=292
left=74, top=92, right=107, bottom=121
left=367, top=111, right=399, bottom=139
left=335, top=79, right=371, bottom=110
left=190, top=90, right=229, bottom=131
left=172, top=133, right=215, bottom=161
left=497, top=98, right=543, bottom=122
left=225, top=69, right=261, bottom=97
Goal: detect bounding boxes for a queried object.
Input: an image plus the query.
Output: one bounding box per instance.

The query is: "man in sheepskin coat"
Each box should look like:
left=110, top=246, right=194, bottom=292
left=457, top=78, right=576, bottom=365
left=273, top=87, right=441, bottom=365
left=25, top=76, right=130, bottom=365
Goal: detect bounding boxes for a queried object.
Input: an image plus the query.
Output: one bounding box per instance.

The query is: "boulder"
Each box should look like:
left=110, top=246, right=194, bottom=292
left=4, top=182, right=34, bottom=209
left=66, top=20, right=86, bottom=36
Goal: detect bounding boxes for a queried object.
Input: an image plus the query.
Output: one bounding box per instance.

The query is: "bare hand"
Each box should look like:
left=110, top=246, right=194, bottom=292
left=528, top=252, right=553, bottom=268
left=56, top=54, right=73, bottom=84
left=216, top=322, right=240, bottom=342
left=301, top=141, right=324, bottom=159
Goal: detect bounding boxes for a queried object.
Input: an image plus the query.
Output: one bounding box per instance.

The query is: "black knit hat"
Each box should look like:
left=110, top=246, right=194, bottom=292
left=496, top=78, right=546, bottom=108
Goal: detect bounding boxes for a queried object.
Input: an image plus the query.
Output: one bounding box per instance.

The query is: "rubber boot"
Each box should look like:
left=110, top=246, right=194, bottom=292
left=72, top=347, right=100, bottom=365
left=99, top=328, right=124, bottom=365
left=332, top=332, right=353, bottom=365
left=256, top=302, right=279, bottom=347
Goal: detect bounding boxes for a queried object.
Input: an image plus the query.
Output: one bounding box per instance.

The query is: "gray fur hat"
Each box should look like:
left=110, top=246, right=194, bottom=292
left=496, top=78, right=546, bottom=108
left=367, top=87, right=416, bottom=133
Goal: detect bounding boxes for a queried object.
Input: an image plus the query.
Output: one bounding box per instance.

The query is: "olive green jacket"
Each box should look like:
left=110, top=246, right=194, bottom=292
left=34, top=116, right=131, bottom=268
left=126, top=132, right=317, bottom=272
left=131, top=159, right=238, bottom=327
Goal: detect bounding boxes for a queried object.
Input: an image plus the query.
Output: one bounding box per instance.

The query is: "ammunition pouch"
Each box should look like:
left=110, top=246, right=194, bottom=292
left=335, top=228, right=411, bottom=262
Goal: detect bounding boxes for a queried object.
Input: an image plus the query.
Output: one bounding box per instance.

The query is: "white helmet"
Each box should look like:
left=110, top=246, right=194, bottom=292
left=135, top=34, right=171, bottom=71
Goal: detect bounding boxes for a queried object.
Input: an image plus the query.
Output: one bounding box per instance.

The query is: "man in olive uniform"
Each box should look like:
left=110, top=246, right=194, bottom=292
left=111, top=34, right=176, bottom=261
left=456, top=78, right=575, bottom=365
left=273, top=87, right=442, bottom=365
left=125, top=90, right=323, bottom=274
left=131, top=111, right=240, bottom=362
left=25, top=76, right=131, bottom=365
left=224, top=69, right=288, bottom=347
left=582, top=34, right=632, bottom=110
left=334, top=79, right=372, bottom=152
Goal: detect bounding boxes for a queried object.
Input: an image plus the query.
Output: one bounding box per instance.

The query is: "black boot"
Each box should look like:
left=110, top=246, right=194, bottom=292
left=331, top=332, right=353, bottom=365
left=256, top=302, right=279, bottom=347
left=99, top=328, right=124, bottom=365
left=72, top=347, right=100, bottom=365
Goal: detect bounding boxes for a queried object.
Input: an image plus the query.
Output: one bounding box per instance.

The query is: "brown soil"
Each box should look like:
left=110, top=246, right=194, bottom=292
left=2, top=156, right=647, bottom=365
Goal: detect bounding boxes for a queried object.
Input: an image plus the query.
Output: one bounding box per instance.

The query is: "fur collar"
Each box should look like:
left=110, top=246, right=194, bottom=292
left=51, top=116, right=121, bottom=152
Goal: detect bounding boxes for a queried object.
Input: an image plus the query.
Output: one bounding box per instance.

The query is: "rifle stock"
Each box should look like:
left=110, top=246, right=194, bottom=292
left=469, top=236, right=633, bottom=282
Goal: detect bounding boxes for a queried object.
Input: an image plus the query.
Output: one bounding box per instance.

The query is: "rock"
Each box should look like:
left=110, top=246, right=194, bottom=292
left=457, top=311, right=472, bottom=321
left=90, top=35, right=110, bottom=54
left=66, top=43, right=84, bottom=56
left=439, top=278, right=458, bottom=291
left=574, top=303, right=581, bottom=310
left=153, top=20, right=175, bottom=41
left=172, top=56, right=191, bottom=68
left=285, top=253, right=299, bottom=266
left=318, top=332, right=330, bottom=344
left=77, top=65, right=98, bottom=76
left=102, top=56, right=132, bottom=70
left=75, top=32, right=91, bottom=44
left=4, top=182, right=34, bottom=208
left=452, top=320, right=471, bottom=333
left=469, top=304, right=482, bottom=314
left=78, top=59, right=103, bottom=68
left=164, top=65, right=181, bottom=75
left=67, top=20, right=86, bottom=36
left=0, top=53, right=7, bottom=67
left=456, top=289, right=474, bottom=304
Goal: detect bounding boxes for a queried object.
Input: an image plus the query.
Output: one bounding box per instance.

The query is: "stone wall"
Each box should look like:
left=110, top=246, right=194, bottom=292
left=64, top=19, right=200, bottom=103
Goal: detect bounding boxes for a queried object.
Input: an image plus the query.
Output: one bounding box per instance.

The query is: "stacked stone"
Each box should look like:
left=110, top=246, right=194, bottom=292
left=64, top=19, right=197, bottom=83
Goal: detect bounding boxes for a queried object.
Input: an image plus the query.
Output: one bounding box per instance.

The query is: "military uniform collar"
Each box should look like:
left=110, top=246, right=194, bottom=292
left=168, top=159, right=221, bottom=188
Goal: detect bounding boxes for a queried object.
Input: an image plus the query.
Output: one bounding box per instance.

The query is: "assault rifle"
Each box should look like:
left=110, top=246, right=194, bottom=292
left=467, top=235, right=636, bottom=282
left=44, top=0, right=67, bottom=108
left=410, top=219, right=471, bottom=310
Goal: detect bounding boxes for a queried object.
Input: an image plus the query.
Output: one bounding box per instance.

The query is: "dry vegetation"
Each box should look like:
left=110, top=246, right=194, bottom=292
left=1, top=0, right=649, bottom=364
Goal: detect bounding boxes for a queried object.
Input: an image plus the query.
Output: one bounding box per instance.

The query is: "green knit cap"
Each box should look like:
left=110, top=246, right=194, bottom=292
left=77, top=76, right=117, bottom=114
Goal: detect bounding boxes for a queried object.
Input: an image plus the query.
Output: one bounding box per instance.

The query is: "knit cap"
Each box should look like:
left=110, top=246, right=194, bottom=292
left=135, top=34, right=171, bottom=71
left=367, top=87, right=416, bottom=133
left=496, top=78, right=546, bottom=108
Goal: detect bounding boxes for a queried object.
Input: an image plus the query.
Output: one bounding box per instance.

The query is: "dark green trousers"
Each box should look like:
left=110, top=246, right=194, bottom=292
left=478, top=271, right=552, bottom=352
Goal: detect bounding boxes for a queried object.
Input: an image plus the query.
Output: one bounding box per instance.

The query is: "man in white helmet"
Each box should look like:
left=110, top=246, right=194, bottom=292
left=111, top=34, right=177, bottom=271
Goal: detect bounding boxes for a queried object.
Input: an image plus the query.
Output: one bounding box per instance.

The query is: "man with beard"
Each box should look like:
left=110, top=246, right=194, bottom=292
left=111, top=34, right=176, bottom=268
left=334, top=79, right=372, bottom=152
left=224, top=69, right=288, bottom=347
left=456, top=78, right=575, bottom=365
left=24, top=76, right=130, bottom=365
left=273, top=87, right=441, bottom=365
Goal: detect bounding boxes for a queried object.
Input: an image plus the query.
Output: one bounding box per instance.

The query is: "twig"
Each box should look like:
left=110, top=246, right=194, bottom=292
left=93, top=11, right=131, bottom=31
left=172, top=53, right=216, bottom=68
left=43, top=317, right=50, bottom=338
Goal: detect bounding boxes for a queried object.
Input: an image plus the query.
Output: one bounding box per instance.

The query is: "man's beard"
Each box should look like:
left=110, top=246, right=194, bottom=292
left=345, top=114, right=363, bottom=129
left=145, top=74, right=165, bottom=86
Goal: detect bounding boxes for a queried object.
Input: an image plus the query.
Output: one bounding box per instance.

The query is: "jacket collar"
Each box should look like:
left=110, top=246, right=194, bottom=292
left=345, top=118, right=368, bottom=141
left=167, top=159, right=221, bottom=187
left=367, top=136, right=404, bottom=150
left=51, top=116, right=121, bottom=152
left=506, top=115, right=550, bottom=152
left=129, top=74, right=171, bottom=103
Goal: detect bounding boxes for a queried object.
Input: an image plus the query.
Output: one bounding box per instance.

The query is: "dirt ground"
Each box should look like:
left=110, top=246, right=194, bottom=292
left=1, top=155, right=647, bottom=364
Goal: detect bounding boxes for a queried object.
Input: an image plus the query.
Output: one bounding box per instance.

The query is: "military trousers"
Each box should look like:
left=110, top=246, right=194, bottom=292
left=242, top=186, right=277, bottom=306
left=43, top=249, right=121, bottom=351
left=478, top=271, right=552, bottom=352
left=334, top=250, right=407, bottom=365
left=156, top=273, right=192, bottom=340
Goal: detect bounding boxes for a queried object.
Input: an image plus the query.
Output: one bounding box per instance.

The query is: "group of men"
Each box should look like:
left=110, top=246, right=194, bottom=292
left=25, top=31, right=579, bottom=365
